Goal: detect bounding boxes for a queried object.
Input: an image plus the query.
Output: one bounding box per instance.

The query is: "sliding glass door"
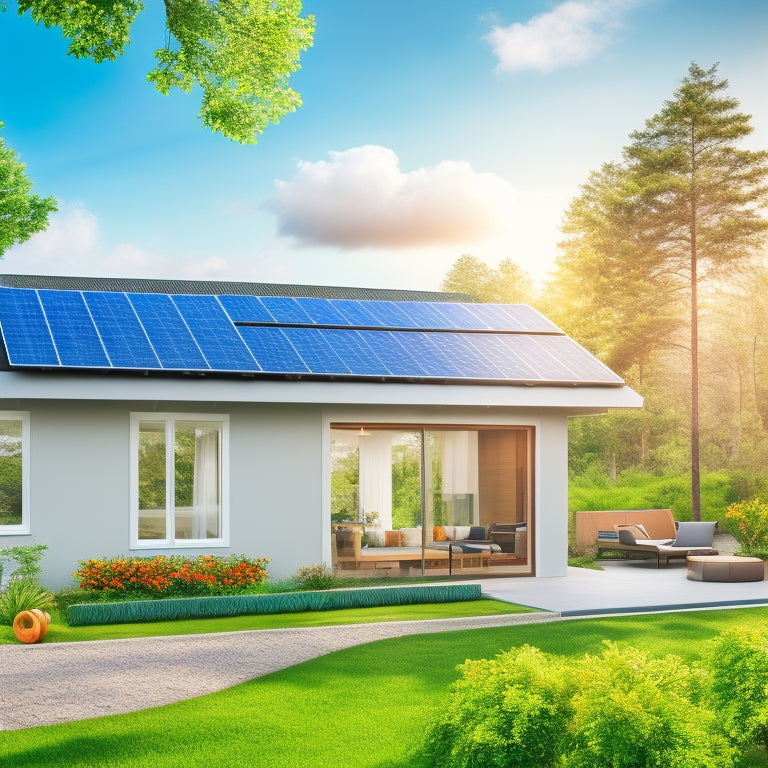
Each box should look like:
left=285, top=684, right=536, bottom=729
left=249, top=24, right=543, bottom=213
left=330, top=425, right=534, bottom=576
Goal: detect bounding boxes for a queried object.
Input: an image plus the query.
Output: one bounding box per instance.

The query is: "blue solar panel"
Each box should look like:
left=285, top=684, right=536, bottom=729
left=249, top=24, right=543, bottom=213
left=389, top=332, right=463, bottom=377
left=83, top=292, right=161, bottom=368
left=127, top=294, right=209, bottom=370
left=38, top=290, right=109, bottom=367
left=496, top=305, right=561, bottom=333
left=281, top=328, right=351, bottom=374
left=429, top=302, right=490, bottom=330
left=461, top=303, right=526, bottom=331
left=259, top=296, right=314, bottom=325
left=393, top=301, right=459, bottom=330
left=324, top=299, right=384, bottom=327
left=0, top=288, right=59, bottom=366
left=172, top=295, right=258, bottom=371
left=218, top=295, right=274, bottom=324
left=319, top=329, right=389, bottom=375
left=356, top=331, right=427, bottom=376
left=505, top=335, right=582, bottom=381
left=237, top=327, right=309, bottom=373
left=295, top=297, right=351, bottom=326
left=468, top=335, right=543, bottom=381
left=433, top=334, right=506, bottom=379
left=543, top=336, right=623, bottom=383
left=364, top=301, right=420, bottom=328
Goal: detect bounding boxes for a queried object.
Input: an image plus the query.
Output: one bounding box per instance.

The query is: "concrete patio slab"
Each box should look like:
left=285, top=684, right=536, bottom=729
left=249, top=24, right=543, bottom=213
left=481, top=558, right=768, bottom=615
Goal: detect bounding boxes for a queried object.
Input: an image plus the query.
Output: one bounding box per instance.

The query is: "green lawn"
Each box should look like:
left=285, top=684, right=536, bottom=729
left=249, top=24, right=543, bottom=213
left=0, top=599, right=532, bottom=643
left=4, top=606, right=768, bottom=767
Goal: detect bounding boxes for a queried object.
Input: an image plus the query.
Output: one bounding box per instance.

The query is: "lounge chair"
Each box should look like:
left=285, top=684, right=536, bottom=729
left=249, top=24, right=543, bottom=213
left=598, top=520, right=718, bottom=567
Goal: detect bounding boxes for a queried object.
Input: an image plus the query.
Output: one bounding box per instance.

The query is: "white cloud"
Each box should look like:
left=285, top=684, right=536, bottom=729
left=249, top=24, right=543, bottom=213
left=485, top=1, right=633, bottom=73
left=269, top=145, right=521, bottom=249
left=0, top=203, right=231, bottom=281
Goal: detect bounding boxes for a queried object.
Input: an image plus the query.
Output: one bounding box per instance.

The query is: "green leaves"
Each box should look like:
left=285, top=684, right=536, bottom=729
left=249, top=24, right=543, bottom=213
left=17, top=0, right=143, bottom=63
left=0, top=123, right=57, bottom=255
left=16, top=0, right=315, bottom=143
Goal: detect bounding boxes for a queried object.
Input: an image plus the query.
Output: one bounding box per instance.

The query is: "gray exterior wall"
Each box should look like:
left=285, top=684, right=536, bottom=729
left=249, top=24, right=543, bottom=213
left=2, top=398, right=572, bottom=589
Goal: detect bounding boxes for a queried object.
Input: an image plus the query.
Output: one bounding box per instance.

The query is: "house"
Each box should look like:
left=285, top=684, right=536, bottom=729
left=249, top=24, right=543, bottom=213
left=0, top=274, right=642, bottom=589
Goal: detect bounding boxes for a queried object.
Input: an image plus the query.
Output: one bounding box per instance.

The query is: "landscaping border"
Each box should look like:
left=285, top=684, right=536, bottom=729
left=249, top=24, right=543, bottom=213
left=65, top=583, right=483, bottom=626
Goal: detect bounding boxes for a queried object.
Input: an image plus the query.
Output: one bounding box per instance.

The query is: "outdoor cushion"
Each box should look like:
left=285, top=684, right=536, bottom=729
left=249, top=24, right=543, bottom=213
left=432, top=525, right=446, bottom=541
left=442, top=525, right=456, bottom=540
left=671, top=521, right=716, bottom=548
left=467, top=526, right=487, bottom=540
left=615, top=524, right=651, bottom=545
left=400, top=527, right=422, bottom=547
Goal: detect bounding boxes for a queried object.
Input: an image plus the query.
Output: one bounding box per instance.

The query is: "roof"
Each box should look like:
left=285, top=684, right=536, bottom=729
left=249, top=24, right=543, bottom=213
left=0, top=274, right=473, bottom=303
left=0, top=275, right=625, bottom=388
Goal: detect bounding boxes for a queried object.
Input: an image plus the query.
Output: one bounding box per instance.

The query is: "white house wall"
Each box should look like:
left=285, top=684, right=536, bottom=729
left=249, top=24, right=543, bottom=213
left=3, top=398, right=589, bottom=588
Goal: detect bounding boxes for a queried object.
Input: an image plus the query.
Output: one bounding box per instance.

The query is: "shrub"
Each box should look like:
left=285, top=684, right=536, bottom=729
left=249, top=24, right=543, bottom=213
left=71, top=554, right=270, bottom=599
left=702, top=625, right=768, bottom=750
left=0, top=580, right=56, bottom=625
left=725, top=497, right=768, bottom=555
left=568, top=643, right=734, bottom=768
left=417, top=645, right=576, bottom=768
left=294, top=564, right=338, bottom=591
left=418, top=642, right=737, bottom=768
left=0, top=543, right=48, bottom=585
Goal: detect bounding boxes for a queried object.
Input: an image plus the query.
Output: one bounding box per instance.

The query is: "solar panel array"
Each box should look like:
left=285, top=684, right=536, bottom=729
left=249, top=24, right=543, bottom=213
left=0, top=287, right=623, bottom=385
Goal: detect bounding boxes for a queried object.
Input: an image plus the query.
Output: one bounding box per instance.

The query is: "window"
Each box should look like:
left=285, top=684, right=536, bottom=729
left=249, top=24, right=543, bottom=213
left=0, top=412, right=29, bottom=535
left=131, top=413, right=228, bottom=548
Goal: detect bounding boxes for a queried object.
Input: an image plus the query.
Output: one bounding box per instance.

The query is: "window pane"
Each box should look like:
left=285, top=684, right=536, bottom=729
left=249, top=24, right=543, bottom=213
left=175, top=421, right=221, bottom=540
left=138, top=420, right=166, bottom=540
left=0, top=419, right=23, bottom=526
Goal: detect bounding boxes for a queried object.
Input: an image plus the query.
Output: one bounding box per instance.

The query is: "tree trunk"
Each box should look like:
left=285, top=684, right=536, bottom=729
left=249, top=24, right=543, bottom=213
left=690, top=166, right=702, bottom=522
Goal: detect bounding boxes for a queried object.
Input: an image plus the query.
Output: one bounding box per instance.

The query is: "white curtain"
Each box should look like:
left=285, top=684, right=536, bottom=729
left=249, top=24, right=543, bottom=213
left=192, top=428, right=220, bottom=539
left=441, top=431, right=478, bottom=497
left=358, top=432, right=393, bottom=531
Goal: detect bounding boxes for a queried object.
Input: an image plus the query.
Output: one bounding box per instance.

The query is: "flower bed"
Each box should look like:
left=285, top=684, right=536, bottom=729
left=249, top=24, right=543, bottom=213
left=72, top=554, right=270, bottom=599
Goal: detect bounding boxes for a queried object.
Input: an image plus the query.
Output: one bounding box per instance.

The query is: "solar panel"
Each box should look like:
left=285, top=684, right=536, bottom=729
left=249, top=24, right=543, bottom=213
left=281, top=328, right=351, bottom=374
left=258, top=296, right=313, bottom=325
left=127, top=293, right=209, bottom=370
left=0, top=286, right=624, bottom=386
left=363, top=301, right=420, bottom=328
left=0, top=288, right=59, bottom=366
left=294, top=297, right=351, bottom=326
left=389, top=332, right=463, bottom=378
left=83, top=292, right=161, bottom=369
left=38, top=290, right=109, bottom=367
left=327, top=299, right=386, bottom=327
left=319, top=329, right=389, bottom=375
left=172, top=295, right=258, bottom=371
left=237, top=326, right=309, bottom=373
left=218, top=295, right=274, bottom=324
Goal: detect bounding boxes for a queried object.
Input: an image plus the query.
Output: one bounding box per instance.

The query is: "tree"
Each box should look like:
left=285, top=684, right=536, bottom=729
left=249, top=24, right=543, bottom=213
left=0, top=122, right=57, bottom=255
left=13, top=0, right=315, bottom=144
left=554, top=63, right=768, bottom=519
left=626, top=62, right=768, bottom=519
left=441, top=254, right=535, bottom=304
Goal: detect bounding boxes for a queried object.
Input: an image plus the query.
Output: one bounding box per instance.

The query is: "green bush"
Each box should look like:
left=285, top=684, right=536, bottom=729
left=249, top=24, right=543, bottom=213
left=725, top=497, right=768, bottom=555
left=702, top=625, right=768, bottom=750
left=418, top=644, right=575, bottom=768
left=0, top=580, right=56, bottom=626
left=0, top=543, right=48, bottom=585
left=418, top=641, right=738, bottom=768
left=568, top=643, right=734, bottom=768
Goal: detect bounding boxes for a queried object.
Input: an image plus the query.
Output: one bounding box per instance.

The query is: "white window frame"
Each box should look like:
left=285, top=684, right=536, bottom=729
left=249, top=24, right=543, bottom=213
left=0, top=411, right=30, bottom=536
left=130, top=412, right=230, bottom=549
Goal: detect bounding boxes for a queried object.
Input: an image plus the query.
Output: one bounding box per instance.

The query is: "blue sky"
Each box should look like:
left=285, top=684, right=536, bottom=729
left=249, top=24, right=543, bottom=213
left=1, top=0, right=767, bottom=291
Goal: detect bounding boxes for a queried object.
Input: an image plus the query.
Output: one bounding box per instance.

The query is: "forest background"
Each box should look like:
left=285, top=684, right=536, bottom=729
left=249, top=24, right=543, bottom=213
left=442, top=63, right=768, bottom=535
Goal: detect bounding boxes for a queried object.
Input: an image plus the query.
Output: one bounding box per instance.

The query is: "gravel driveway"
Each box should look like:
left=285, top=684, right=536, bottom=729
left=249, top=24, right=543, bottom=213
left=1, top=612, right=557, bottom=731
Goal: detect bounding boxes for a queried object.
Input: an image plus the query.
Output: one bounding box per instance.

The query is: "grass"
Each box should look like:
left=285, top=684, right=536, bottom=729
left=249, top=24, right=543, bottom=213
left=0, top=598, right=533, bottom=644
left=4, top=606, right=768, bottom=767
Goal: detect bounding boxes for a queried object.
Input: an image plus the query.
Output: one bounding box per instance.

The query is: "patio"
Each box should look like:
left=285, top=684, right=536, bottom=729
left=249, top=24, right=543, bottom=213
left=482, top=534, right=768, bottom=615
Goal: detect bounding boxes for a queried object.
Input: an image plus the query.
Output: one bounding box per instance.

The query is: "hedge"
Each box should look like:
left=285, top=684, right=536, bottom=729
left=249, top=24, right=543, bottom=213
left=66, top=583, right=482, bottom=626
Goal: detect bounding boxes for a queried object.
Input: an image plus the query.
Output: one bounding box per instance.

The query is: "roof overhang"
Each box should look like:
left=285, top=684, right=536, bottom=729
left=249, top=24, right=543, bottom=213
left=0, top=370, right=642, bottom=412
